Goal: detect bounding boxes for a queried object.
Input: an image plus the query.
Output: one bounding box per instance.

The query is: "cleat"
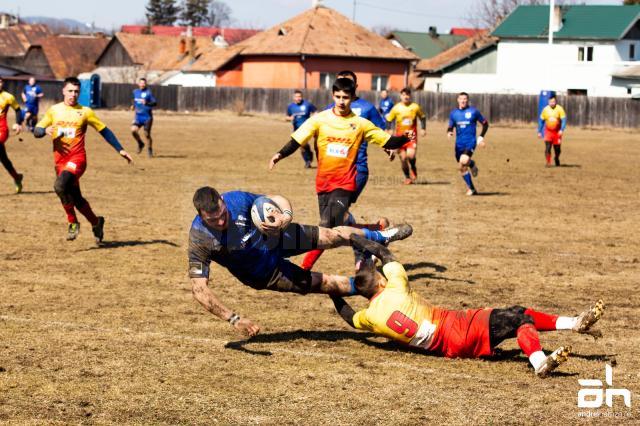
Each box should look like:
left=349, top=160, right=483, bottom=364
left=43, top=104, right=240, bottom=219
left=136, top=142, right=145, bottom=154
left=555, top=158, right=561, bottom=166
left=14, top=173, right=23, bottom=194
left=403, top=178, right=413, bottom=185
left=573, top=300, right=605, bottom=334
left=471, top=163, right=479, bottom=177
left=535, top=346, right=571, bottom=378
left=304, top=161, right=312, bottom=169
left=409, top=169, right=417, bottom=182
left=147, top=147, right=154, bottom=158
left=92, top=216, right=105, bottom=243
left=67, top=222, right=80, bottom=241
left=379, top=223, right=413, bottom=244
left=466, top=189, right=477, bottom=196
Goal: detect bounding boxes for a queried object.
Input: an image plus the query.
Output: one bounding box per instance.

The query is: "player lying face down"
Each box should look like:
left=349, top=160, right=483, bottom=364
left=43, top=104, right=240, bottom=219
left=188, top=186, right=413, bottom=338
left=331, top=236, right=605, bottom=378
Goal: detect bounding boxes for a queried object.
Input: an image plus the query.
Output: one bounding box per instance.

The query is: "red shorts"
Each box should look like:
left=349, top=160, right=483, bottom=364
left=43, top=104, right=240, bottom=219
left=544, top=130, right=562, bottom=145
left=55, top=154, right=87, bottom=179
left=434, top=308, right=493, bottom=358
left=0, top=122, right=8, bottom=144
left=399, top=140, right=417, bottom=151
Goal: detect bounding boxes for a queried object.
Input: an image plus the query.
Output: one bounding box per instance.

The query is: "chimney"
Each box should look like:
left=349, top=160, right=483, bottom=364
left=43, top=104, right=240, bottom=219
left=428, top=26, right=438, bottom=38
left=551, top=6, right=562, bottom=32
left=179, top=38, right=187, bottom=55
left=312, top=0, right=323, bottom=8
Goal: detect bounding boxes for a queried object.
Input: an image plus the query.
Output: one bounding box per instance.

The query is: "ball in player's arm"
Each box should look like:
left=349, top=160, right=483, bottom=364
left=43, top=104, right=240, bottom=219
left=331, top=235, right=604, bottom=378
left=188, top=187, right=413, bottom=337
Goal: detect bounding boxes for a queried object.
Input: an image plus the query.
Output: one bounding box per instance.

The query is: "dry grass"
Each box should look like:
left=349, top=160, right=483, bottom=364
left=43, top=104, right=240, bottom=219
left=1, top=110, right=639, bottom=424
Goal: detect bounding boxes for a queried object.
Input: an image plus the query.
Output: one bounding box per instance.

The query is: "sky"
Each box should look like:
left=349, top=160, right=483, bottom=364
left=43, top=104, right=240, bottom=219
left=1, top=0, right=624, bottom=33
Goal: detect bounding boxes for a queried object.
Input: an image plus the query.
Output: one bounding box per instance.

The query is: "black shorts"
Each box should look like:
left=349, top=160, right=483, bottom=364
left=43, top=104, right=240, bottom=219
left=489, top=305, right=534, bottom=349
left=318, top=188, right=353, bottom=228
left=278, top=222, right=319, bottom=257
left=264, top=261, right=322, bottom=294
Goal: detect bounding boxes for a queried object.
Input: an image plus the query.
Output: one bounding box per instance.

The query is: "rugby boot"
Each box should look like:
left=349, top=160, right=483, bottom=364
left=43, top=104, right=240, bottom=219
left=67, top=222, right=80, bottom=241
left=573, top=300, right=605, bottom=334
left=535, top=346, right=571, bottom=378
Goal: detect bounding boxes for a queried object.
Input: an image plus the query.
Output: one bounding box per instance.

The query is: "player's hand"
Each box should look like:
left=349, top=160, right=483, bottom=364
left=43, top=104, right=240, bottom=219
left=234, top=318, right=260, bottom=337
left=45, top=126, right=55, bottom=136
left=558, top=130, right=563, bottom=136
left=269, top=153, right=282, bottom=170
left=119, top=150, right=133, bottom=163
left=129, top=105, right=134, bottom=111
left=537, top=132, right=543, bottom=139
left=477, top=136, right=486, bottom=148
left=404, top=130, right=416, bottom=141
left=259, top=211, right=289, bottom=236
left=447, top=131, right=454, bottom=139
left=12, top=124, right=21, bottom=135
left=384, top=149, right=396, bottom=162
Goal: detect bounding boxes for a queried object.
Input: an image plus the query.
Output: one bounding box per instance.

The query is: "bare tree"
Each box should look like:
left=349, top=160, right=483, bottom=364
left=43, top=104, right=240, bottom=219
left=467, top=0, right=559, bottom=29
left=371, top=25, right=396, bottom=37
left=207, top=0, right=233, bottom=27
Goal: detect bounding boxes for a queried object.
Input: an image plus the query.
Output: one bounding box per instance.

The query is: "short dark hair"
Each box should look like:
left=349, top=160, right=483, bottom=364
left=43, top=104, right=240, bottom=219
left=294, top=89, right=303, bottom=95
left=193, top=186, right=222, bottom=214
left=336, top=70, right=357, bottom=84
left=139, top=77, right=147, bottom=82
left=458, top=91, right=469, bottom=98
left=549, top=95, right=557, bottom=100
left=332, top=78, right=356, bottom=97
left=401, top=87, right=411, bottom=95
left=63, top=77, right=81, bottom=87
left=354, top=260, right=378, bottom=297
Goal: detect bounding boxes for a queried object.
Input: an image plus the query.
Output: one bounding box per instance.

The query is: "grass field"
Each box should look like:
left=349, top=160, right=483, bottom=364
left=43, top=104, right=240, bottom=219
left=1, top=110, right=639, bottom=424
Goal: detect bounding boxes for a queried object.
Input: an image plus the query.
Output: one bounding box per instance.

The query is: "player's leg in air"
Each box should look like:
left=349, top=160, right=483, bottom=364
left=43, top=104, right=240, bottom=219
left=0, top=125, right=23, bottom=194
left=131, top=121, right=146, bottom=155
left=457, top=147, right=477, bottom=195
left=544, top=141, right=553, bottom=167
left=142, top=118, right=154, bottom=157
left=53, top=167, right=105, bottom=243
left=406, top=145, right=418, bottom=183
left=398, top=148, right=411, bottom=184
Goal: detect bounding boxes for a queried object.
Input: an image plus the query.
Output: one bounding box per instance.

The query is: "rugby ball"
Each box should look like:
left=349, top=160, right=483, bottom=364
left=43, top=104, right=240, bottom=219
left=251, top=196, right=283, bottom=232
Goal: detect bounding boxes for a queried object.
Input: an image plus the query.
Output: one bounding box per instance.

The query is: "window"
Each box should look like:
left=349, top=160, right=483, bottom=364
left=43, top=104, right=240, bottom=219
left=319, top=72, right=335, bottom=90
left=371, top=74, right=389, bottom=91
left=568, top=89, right=588, bottom=96
left=630, top=44, right=636, bottom=61
left=578, top=46, right=594, bottom=62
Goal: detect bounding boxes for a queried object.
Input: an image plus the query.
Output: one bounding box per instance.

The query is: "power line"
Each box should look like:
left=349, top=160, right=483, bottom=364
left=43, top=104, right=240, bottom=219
left=356, top=1, right=462, bottom=21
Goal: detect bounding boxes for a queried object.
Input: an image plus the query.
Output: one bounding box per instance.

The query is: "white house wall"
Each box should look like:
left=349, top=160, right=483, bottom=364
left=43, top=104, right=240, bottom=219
left=161, top=72, right=216, bottom=87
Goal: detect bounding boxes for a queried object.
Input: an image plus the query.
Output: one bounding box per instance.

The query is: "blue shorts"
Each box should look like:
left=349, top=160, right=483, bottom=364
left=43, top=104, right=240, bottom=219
left=455, top=146, right=475, bottom=162
left=351, top=170, right=369, bottom=204
left=133, top=116, right=153, bottom=130
left=24, top=105, right=38, bottom=115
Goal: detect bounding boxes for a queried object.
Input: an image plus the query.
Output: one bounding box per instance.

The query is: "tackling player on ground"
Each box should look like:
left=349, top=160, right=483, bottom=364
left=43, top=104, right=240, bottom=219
left=34, top=77, right=132, bottom=242
left=385, top=88, right=426, bottom=184
left=286, top=90, right=317, bottom=168
left=188, top=186, right=412, bottom=337
left=332, top=235, right=605, bottom=377
left=447, top=92, right=489, bottom=195
left=538, top=95, right=567, bottom=167
left=21, top=76, right=43, bottom=132
left=0, top=76, right=25, bottom=194
left=131, top=78, right=157, bottom=157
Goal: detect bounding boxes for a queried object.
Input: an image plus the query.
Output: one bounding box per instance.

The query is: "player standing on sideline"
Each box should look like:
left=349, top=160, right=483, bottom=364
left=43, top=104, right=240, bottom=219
left=538, top=95, right=567, bottom=167
left=378, top=89, right=394, bottom=130
left=188, top=186, right=412, bottom=337
left=21, top=76, right=43, bottom=132
left=270, top=78, right=412, bottom=271
left=34, top=77, right=132, bottom=242
left=286, top=90, right=317, bottom=168
left=0, top=76, right=25, bottom=194
left=131, top=77, right=156, bottom=157
left=331, top=235, right=605, bottom=377
left=447, top=92, right=489, bottom=196
left=385, top=88, right=426, bottom=184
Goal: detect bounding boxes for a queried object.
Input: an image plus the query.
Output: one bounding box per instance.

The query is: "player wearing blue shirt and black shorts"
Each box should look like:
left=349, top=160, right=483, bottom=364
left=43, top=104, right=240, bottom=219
left=378, top=89, right=394, bottom=130
left=187, top=186, right=413, bottom=337
left=286, top=90, right=317, bottom=168
left=21, top=77, right=43, bottom=132
left=447, top=92, right=489, bottom=196
left=131, top=78, right=157, bottom=157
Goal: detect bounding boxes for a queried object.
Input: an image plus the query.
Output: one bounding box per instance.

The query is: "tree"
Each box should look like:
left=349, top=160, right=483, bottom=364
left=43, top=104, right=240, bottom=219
left=207, top=0, right=233, bottom=27
left=146, top=0, right=180, bottom=26
left=623, top=0, right=640, bottom=4
left=467, top=0, right=545, bottom=29
left=180, top=0, right=210, bottom=27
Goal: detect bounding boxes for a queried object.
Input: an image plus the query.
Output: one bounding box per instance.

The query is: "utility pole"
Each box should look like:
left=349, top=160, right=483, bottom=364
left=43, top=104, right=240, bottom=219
left=353, top=0, right=357, bottom=22
left=548, top=0, right=555, bottom=44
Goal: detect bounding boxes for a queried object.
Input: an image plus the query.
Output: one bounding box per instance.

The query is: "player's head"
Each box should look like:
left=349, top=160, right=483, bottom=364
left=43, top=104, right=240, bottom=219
left=353, top=260, right=387, bottom=299
left=336, top=70, right=358, bottom=91
left=400, top=87, right=412, bottom=104
left=457, top=92, right=469, bottom=109
left=138, top=78, right=147, bottom=89
left=332, top=78, right=355, bottom=116
left=28, top=76, right=36, bottom=86
left=380, top=89, right=388, bottom=99
left=62, top=77, right=81, bottom=106
left=548, top=95, right=557, bottom=108
left=193, top=186, right=229, bottom=231
left=293, top=89, right=303, bottom=103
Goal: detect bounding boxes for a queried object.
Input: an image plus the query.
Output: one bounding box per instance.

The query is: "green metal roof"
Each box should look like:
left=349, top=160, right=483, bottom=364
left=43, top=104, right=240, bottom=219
left=492, top=5, right=640, bottom=40
left=391, top=31, right=467, bottom=59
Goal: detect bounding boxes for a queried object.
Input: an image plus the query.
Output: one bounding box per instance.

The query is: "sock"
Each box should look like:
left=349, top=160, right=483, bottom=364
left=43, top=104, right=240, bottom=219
left=301, top=249, right=324, bottom=270
left=409, top=158, right=417, bottom=174
left=529, top=351, right=547, bottom=371
left=301, top=147, right=312, bottom=163
left=462, top=172, right=475, bottom=190
left=348, top=277, right=357, bottom=295
left=468, top=159, right=475, bottom=169
left=362, top=228, right=391, bottom=244
left=62, top=203, right=77, bottom=223
left=344, top=212, right=356, bottom=227
left=545, top=153, right=551, bottom=164
left=524, top=309, right=559, bottom=331
left=555, top=316, right=578, bottom=330
left=77, top=201, right=99, bottom=226
left=401, top=163, right=410, bottom=178
left=516, top=323, right=542, bottom=357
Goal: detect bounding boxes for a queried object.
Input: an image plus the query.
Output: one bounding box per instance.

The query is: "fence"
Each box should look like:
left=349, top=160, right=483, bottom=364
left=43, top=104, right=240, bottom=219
left=2, top=77, right=639, bottom=128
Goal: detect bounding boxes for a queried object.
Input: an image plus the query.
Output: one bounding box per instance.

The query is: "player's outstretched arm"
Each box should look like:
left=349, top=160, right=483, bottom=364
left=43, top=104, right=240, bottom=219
left=269, top=138, right=300, bottom=169
left=99, top=127, right=132, bottom=163
left=350, top=234, right=396, bottom=266
left=330, top=296, right=356, bottom=328
left=12, top=107, right=24, bottom=134
left=382, top=134, right=410, bottom=150
left=191, top=278, right=261, bottom=337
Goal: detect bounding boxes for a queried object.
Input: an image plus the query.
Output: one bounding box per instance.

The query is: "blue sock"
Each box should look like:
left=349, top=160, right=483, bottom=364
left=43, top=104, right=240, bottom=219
left=362, top=228, right=387, bottom=244
left=301, top=148, right=312, bottom=163
left=348, top=276, right=357, bottom=295
left=462, top=172, right=475, bottom=190
left=344, top=212, right=356, bottom=227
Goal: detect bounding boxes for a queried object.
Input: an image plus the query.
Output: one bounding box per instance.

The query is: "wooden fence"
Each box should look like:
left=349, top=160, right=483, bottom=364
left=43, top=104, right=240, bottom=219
left=2, top=77, right=639, bottom=128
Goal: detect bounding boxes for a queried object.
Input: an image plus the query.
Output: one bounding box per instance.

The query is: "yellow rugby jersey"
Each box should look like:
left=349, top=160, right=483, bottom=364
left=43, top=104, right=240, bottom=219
left=352, top=262, right=449, bottom=350
left=385, top=102, right=425, bottom=138
left=540, top=105, right=566, bottom=131
left=37, top=102, right=106, bottom=160
left=0, top=91, right=20, bottom=122
left=291, top=109, right=390, bottom=193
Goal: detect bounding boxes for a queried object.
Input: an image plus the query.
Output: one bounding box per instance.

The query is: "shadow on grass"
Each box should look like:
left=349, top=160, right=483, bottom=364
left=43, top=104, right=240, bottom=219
left=402, top=261, right=475, bottom=285
left=83, top=239, right=179, bottom=250
left=0, top=190, right=55, bottom=197
left=414, top=181, right=451, bottom=185
left=474, top=191, right=509, bottom=197
left=152, top=154, right=188, bottom=159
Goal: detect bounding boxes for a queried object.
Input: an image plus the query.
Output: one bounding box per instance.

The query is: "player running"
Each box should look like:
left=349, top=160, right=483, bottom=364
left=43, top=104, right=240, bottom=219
left=188, top=186, right=413, bottom=337
left=34, top=77, right=132, bottom=242
left=385, top=88, right=426, bottom=184
left=286, top=90, right=317, bottom=168
left=21, top=76, right=43, bottom=132
left=447, top=92, right=489, bottom=195
left=538, top=95, right=567, bottom=167
left=378, top=89, right=394, bottom=130
left=0, top=76, right=25, bottom=194
left=131, top=78, right=157, bottom=157
left=332, top=235, right=605, bottom=377
left=270, top=78, right=412, bottom=271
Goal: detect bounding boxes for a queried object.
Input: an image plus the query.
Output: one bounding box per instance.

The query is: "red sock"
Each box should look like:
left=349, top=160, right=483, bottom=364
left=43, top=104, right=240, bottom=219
left=9, top=169, right=19, bottom=180
left=545, top=153, right=551, bottom=164
left=77, top=201, right=98, bottom=226
left=62, top=203, right=77, bottom=223
left=301, top=249, right=324, bottom=270
left=516, top=323, right=543, bottom=357
left=524, top=308, right=558, bottom=331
